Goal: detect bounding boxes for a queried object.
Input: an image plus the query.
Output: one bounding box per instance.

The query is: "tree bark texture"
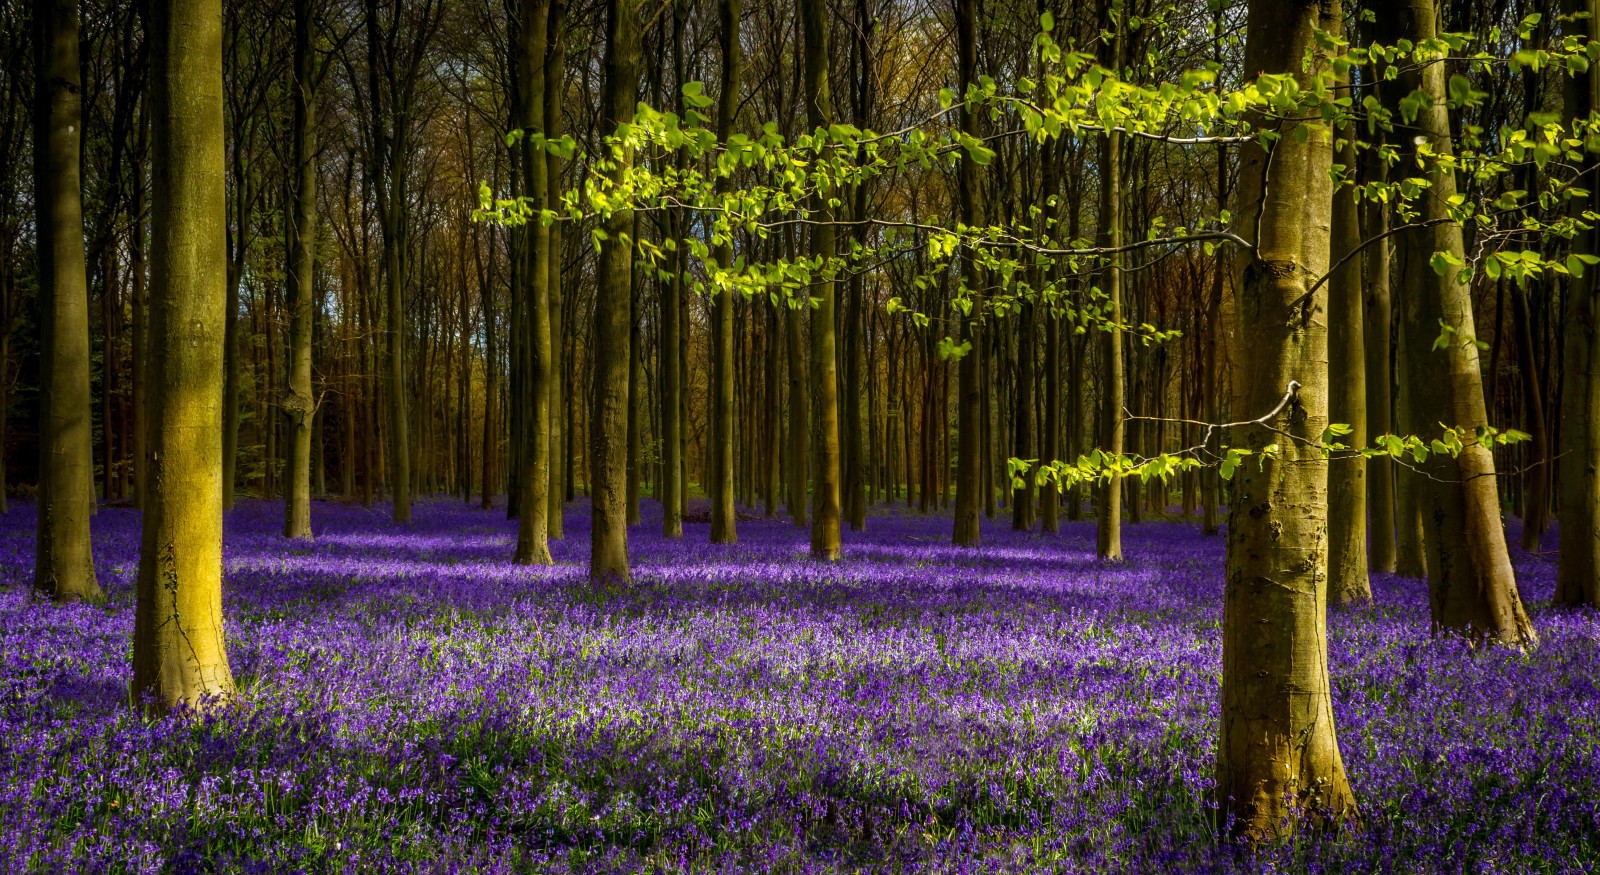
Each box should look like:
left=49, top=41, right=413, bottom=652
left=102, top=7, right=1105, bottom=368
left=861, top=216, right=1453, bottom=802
left=132, top=0, right=235, bottom=713
left=1217, top=0, right=1354, bottom=840
left=33, top=0, right=102, bottom=603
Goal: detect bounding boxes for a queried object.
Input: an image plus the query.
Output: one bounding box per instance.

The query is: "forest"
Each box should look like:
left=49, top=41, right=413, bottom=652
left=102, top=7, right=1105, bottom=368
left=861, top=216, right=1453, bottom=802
left=3, top=0, right=1600, bottom=869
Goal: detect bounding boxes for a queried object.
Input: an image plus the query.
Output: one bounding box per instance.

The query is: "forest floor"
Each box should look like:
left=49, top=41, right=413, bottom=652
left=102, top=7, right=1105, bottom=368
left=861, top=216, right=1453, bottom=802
left=1, top=497, right=1596, bottom=873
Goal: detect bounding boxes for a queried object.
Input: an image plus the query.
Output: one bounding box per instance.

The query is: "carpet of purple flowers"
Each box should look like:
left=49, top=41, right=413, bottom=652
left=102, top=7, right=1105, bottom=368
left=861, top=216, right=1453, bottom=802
left=0, top=496, right=1596, bottom=873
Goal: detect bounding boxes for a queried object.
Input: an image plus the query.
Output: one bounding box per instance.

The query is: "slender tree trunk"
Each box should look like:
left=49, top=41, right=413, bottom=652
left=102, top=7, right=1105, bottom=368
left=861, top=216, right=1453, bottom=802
left=1013, top=299, right=1036, bottom=531
left=709, top=0, right=741, bottom=542
left=1041, top=141, right=1061, bottom=534
left=626, top=274, right=642, bottom=525
left=1362, top=146, right=1397, bottom=573
left=799, top=0, right=839, bottom=558
left=950, top=0, right=982, bottom=546
left=1557, top=0, right=1600, bottom=605
left=1512, top=281, right=1551, bottom=551
left=480, top=226, right=498, bottom=510
left=546, top=0, right=568, bottom=538
left=786, top=296, right=808, bottom=526
left=512, top=0, right=553, bottom=563
left=283, top=0, right=317, bottom=539
left=1217, top=0, right=1354, bottom=839
left=133, top=0, right=234, bottom=712
left=1094, top=37, right=1124, bottom=559
left=1328, top=127, right=1369, bottom=603
left=661, top=159, right=684, bottom=535
left=590, top=0, right=639, bottom=580
left=32, top=0, right=101, bottom=602
left=1376, top=0, right=1533, bottom=644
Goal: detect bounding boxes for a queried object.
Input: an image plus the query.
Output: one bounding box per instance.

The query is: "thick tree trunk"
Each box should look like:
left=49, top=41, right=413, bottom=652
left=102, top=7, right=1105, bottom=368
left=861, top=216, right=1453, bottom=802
left=590, top=0, right=639, bottom=581
left=709, top=0, right=741, bottom=543
left=1217, top=0, right=1354, bottom=840
left=132, top=0, right=235, bottom=712
left=283, top=0, right=317, bottom=540
left=1327, top=129, right=1369, bottom=603
left=513, top=0, right=553, bottom=564
left=800, top=0, right=840, bottom=559
left=1376, top=0, right=1533, bottom=645
left=32, top=0, right=101, bottom=602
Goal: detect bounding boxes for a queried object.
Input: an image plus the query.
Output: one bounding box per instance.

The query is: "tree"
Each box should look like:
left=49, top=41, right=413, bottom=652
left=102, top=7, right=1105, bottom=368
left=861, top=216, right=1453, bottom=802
left=1375, top=0, right=1533, bottom=644
left=800, top=0, right=841, bottom=560
left=360, top=0, right=445, bottom=524
left=590, top=0, right=640, bottom=581
left=1558, top=0, right=1600, bottom=607
left=512, top=0, right=553, bottom=565
left=284, top=0, right=319, bottom=540
left=33, top=0, right=102, bottom=603
left=132, top=0, right=235, bottom=712
left=1327, top=124, right=1370, bottom=604
left=950, top=0, right=982, bottom=547
left=1094, top=0, right=1124, bottom=562
left=710, top=0, right=741, bottom=544
left=1216, top=0, right=1354, bottom=840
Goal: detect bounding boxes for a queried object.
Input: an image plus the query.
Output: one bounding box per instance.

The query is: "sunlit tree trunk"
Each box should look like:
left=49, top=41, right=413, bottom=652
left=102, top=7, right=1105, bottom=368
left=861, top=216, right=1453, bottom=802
left=132, top=0, right=235, bottom=712
left=1376, top=0, right=1533, bottom=644
left=33, top=0, right=101, bottom=603
left=590, top=0, right=640, bottom=580
left=283, top=0, right=317, bottom=540
left=1217, top=0, right=1354, bottom=840
left=1094, top=0, right=1124, bottom=561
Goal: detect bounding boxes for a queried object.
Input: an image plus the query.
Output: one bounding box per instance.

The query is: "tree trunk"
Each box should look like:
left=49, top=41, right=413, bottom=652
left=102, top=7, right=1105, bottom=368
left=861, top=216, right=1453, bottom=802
left=512, top=0, right=553, bottom=564
left=132, top=0, right=235, bottom=712
left=1094, top=24, right=1124, bottom=559
left=1512, top=281, right=1551, bottom=552
left=283, top=0, right=317, bottom=540
left=546, top=0, right=568, bottom=538
left=709, top=0, right=741, bottom=543
left=1217, top=0, right=1354, bottom=839
left=1327, top=127, right=1369, bottom=603
left=800, top=0, right=839, bottom=558
left=1557, top=0, right=1600, bottom=606
left=1362, top=145, right=1397, bottom=573
left=787, top=295, right=808, bottom=526
left=32, top=0, right=101, bottom=602
left=950, top=0, right=982, bottom=547
left=1376, top=0, right=1534, bottom=645
left=590, top=0, right=639, bottom=580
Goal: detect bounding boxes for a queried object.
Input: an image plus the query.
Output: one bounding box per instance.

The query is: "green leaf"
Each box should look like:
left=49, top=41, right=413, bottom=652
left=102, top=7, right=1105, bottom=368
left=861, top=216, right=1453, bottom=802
left=1040, top=10, right=1054, bottom=31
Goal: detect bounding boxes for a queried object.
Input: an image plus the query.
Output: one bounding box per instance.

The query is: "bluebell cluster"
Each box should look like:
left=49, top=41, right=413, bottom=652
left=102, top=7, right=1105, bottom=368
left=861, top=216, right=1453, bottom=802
left=0, top=498, right=1593, bottom=873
